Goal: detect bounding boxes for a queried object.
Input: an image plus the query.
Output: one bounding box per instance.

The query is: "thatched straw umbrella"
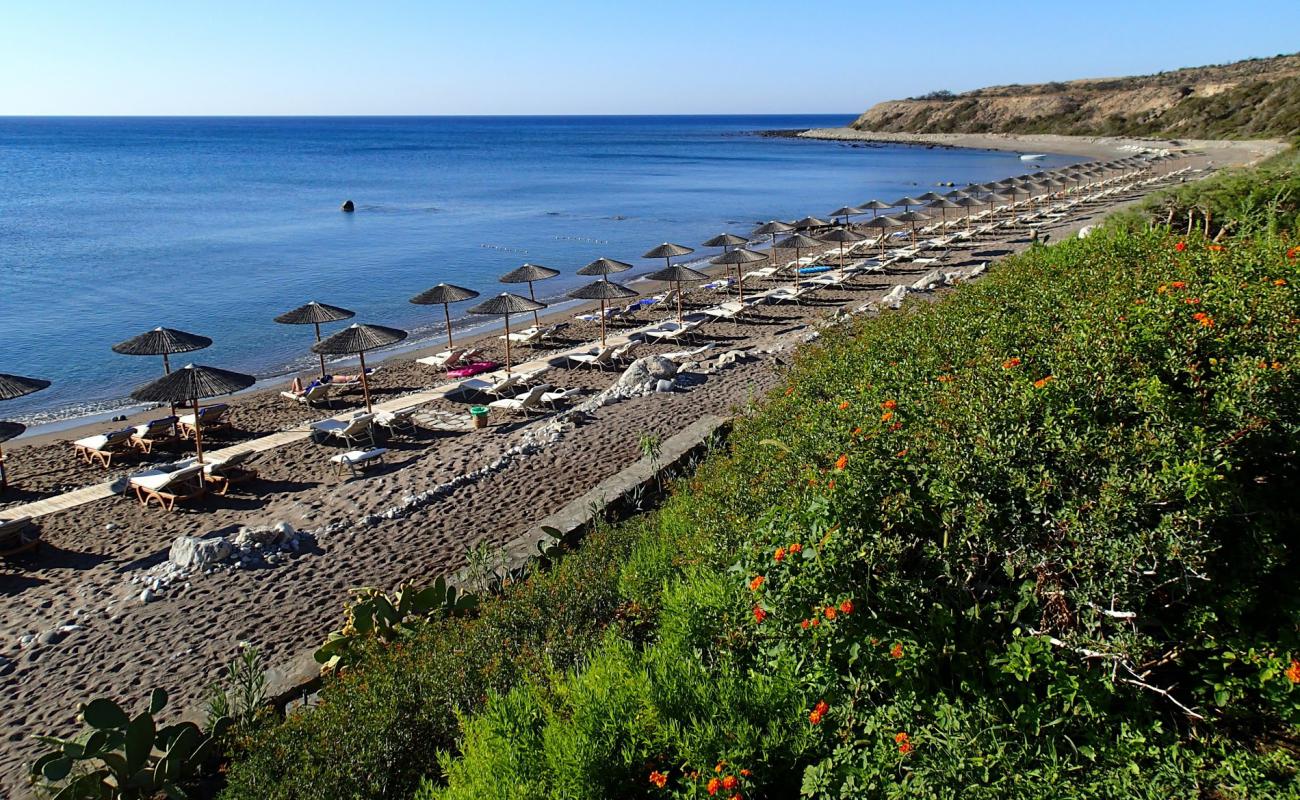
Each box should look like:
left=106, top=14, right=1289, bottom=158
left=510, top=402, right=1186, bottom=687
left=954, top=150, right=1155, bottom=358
left=274, top=302, right=356, bottom=378
left=862, top=215, right=903, bottom=253
left=130, top=365, right=255, bottom=483
left=311, top=323, right=407, bottom=412
left=752, top=220, right=794, bottom=264
left=793, top=216, right=832, bottom=231
left=112, top=327, right=212, bottom=422
left=0, top=373, right=49, bottom=491
left=859, top=200, right=892, bottom=217
left=893, top=210, right=932, bottom=243
left=577, top=258, right=634, bottom=281
left=828, top=206, right=864, bottom=227
left=776, top=232, right=825, bottom=291
left=644, top=264, right=709, bottom=323
left=924, top=197, right=961, bottom=226
left=819, top=228, right=866, bottom=275
left=499, top=263, right=560, bottom=328
left=701, top=233, right=749, bottom=252
left=709, top=247, right=766, bottom=305
left=466, top=293, right=545, bottom=373
left=567, top=280, right=637, bottom=346
left=952, top=195, right=985, bottom=228
left=892, top=196, right=927, bottom=212
left=409, top=284, right=480, bottom=349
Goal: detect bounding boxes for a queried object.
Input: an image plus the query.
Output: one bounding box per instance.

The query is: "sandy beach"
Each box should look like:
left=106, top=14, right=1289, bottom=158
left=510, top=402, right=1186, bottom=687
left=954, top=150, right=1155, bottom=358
left=0, top=141, right=1249, bottom=794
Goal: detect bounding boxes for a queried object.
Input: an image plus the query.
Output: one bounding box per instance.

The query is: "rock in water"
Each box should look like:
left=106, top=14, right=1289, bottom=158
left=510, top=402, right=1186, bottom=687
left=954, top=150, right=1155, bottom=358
left=618, top=355, right=677, bottom=388
left=341, top=199, right=355, bottom=212
left=169, top=535, right=232, bottom=569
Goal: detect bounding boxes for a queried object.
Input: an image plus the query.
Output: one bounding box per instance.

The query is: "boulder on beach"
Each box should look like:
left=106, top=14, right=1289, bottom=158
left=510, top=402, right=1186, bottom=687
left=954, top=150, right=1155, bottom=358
left=169, top=535, right=232, bottom=570
left=340, top=199, right=355, bottom=212
left=619, top=355, right=677, bottom=388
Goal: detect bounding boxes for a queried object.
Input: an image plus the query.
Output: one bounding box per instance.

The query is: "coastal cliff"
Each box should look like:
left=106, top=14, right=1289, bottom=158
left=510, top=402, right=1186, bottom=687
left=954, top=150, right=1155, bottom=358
left=851, top=53, right=1300, bottom=139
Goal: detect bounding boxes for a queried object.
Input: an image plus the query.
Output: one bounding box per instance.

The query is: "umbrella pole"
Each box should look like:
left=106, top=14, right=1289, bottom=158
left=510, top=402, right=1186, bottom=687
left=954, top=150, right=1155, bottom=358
left=161, top=353, right=177, bottom=424
left=528, top=282, right=540, bottom=329
left=0, top=443, right=7, bottom=491
left=503, top=312, right=513, bottom=373
left=444, top=303, right=454, bottom=349
left=314, top=321, right=327, bottom=378
left=599, top=298, right=607, bottom=347
left=839, top=241, right=846, bottom=279
left=676, top=280, right=684, bottom=324
left=736, top=264, right=745, bottom=305
left=358, top=351, right=373, bottom=412
left=192, top=397, right=205, bottom=488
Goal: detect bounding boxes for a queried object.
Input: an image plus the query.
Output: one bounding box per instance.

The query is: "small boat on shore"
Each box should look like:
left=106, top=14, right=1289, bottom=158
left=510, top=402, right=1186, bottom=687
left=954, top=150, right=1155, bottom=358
left=1020, top=153, right=1047, bottom=161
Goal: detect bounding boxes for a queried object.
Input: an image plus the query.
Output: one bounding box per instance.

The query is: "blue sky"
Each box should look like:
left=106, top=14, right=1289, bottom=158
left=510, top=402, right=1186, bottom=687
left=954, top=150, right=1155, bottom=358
left=1, top=0, right=1296, bottom=115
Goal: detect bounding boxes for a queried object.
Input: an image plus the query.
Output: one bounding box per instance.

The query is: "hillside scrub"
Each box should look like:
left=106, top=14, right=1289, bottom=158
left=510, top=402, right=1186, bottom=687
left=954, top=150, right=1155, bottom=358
left=421, top=225, right=1300, bottom=795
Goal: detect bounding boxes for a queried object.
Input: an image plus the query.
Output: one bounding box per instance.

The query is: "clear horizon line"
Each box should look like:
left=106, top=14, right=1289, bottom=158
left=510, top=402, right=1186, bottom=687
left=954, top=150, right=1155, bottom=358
left=0, top=112, right=859, bottom=120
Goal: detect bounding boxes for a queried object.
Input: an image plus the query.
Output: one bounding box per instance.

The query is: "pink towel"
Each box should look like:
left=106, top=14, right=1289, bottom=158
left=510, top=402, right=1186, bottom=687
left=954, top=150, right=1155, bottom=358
left=447, top=361, right=498, bottom=378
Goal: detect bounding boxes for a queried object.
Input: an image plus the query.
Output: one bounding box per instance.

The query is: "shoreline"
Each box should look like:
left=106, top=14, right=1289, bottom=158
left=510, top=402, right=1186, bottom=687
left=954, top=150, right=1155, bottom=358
left=784, top=127, right=1290, bottom=164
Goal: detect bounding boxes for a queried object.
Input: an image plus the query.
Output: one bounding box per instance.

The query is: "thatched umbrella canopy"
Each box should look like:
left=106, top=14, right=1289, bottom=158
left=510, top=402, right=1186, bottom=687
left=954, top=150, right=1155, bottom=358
left=701, top=233, right=749, bottom=251
left=710, top=247, right=767, bottom=304
left=410, top=284, right=480, bottom=349
left=859, top=199, right=893, bottom=217
left=752, top=220, right=794, bottom=264
left=819, top=228, right=866, bottom=272
left=828, top=206, right=864, bottom=227
left=567, top=279, right=637, bottom=346
left=892, top=196, right=927, bottom=211
left=645, top=264, right=709, bottom=323
left=500, top=263, right=560, bottom=327
left=793, top=216, right=832, bottom=231
left=916, top=192, right=945, bottom=202
left=466, top=293, right=545, bottom=373
left=776, top=233, right=826, bottom=291
left=311, top=323, right=407, bottom=411
left=951, top=195, right=985, bottom=228
left=131, top=364, right=256, bottom=478
left=577, top=257, right=634, bottom=280
left=893, top=210, right=932, bottom=242
left=862, top=215, right=904, bottom=253
left=274, top=302, right=356, bottom=377
left=0, top=375, right=47, bottom=490
left=925, top=197, right=961, bottom=225
left=112, top=327, right=212, bottom=374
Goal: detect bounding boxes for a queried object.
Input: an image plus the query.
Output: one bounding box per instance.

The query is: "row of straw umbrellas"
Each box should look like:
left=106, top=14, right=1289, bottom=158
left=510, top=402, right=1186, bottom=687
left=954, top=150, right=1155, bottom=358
left=0, top=157, right=1151, bottom=491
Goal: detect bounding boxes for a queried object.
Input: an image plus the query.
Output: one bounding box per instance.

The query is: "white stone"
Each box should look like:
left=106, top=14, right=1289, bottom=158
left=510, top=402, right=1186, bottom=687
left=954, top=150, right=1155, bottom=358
left=168, top=535, right=232, bottom=570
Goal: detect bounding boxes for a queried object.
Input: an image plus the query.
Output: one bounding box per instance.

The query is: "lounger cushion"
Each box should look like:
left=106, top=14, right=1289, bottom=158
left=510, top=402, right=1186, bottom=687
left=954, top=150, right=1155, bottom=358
left=330, top=448, right=387, bottom=467
left=75, top=434, right=110, bottom=449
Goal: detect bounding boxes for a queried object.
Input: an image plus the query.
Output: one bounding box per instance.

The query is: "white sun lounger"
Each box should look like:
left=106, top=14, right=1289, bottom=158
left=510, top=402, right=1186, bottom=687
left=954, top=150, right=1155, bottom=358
left=330, top=447, right=388, bottom=477
left=567, top=345, right=619, bottom=370
left=454, top=372, right=520, bottom=399
left=488, top=383, right=554, bottom=416
left=74, top=429, right=135, bottom=468
left=310, top=413, right=376, bottom=447
left=127, top=463, right=206, bottom=510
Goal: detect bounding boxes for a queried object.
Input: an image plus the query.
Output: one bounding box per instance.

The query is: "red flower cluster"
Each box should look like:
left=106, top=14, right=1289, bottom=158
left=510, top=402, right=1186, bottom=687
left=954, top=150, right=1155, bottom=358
left=937, top=374, right=955, bottom=383
left=838, top=400, right=850, bottom=410
left=834, top=453, right=848, bottom=470
left=788, top=542, right=803, bottom=554
left=774, top=546, right=786, bottom=562
left=1192, top=311, right=1215, bottom=328
left=649, top=770, right=669, bottom=789
left=823, top=606, right=836, bottom=620
left=809, top=699, right=829, bottom=725
left=839, top=599, right=854, bottom=614
left=1209, top=244, right=1225, bottom=252
left=1174, top=241, right=1187, bottom=252
left=882, top=399, right=898, bottom=410
left=1033, top=376, right=1054, bottom=389
left=749, top=575, right=765, bottom=591
left=895, top=731, right=913, bottom=755
left=752, top=606, right=767, bottom=624
left=890, top=643, right=905, bottom=659
left=1275, top=278, right=1287, bottom=287
left=1288, top=246, right=1299, bottom=260
left=1002, top=357, right=1021, bottom=369
left=1287, top=659, right=1300, bottom=684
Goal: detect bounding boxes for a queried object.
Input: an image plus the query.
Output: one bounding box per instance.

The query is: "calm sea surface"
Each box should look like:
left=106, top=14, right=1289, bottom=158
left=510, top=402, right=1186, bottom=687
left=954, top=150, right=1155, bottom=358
left=0, top=116, right=1079, bottom=423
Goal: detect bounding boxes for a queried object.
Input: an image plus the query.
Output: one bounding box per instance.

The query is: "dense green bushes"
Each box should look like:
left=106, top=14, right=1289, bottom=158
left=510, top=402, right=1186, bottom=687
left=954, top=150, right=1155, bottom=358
left=417, top=229, right=1300, bottom=796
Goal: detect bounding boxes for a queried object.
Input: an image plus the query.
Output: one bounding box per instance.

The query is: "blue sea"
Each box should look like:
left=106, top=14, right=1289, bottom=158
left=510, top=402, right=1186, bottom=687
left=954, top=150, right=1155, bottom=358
left=0, top=116, right=1079, bottom=424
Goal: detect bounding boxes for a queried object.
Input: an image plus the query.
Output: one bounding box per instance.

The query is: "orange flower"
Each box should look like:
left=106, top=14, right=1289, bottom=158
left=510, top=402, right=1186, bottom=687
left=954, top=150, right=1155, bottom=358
left=838, top=400, right=850, bottom=410
left=1134, top=299, right=1146, bottom=306
left=851, top=426, right=863, bottom=436
left=882, top=399, right=897, bottom=410
left=1170, top=281, right=1187, bottom=290
left=827, top=479, right=836, bottom=490
left=1157, top=284, right=1168, bottom=294
left=1174, top=241, right=1186, bottom=252
left=899, top=741, right=913, bottom=755
left=880, top=410, right=894, bottom=422
left=808, top=710, right=823, bottom=725
left=1286, top=659, right=1300, bottom=684
left=1288, top=246, right=1299, bottom=260
left=834, top=453, right=848, bottom=471
left=824, top=606, right=837, bottom=620
left=937, top=374, right=955, bottom=383
left=839, top=599, right=854, bottom=614
left=774, top=546, right=786, bottom=562
left=722, top=775, right=738, bottom=790
left=752, top=606, right=767, bottom=623
left=895, top=732, right=910, bottom=744
left=740, top=769, right=751, bottom=777
left=730, top=795, right=742, bottom=800
left=1033, top=376, right=1053, bottom=389
left=895, top=449, right=908, bottom=457
left=891, top=643, right=904, bottom=659
left=1209, top=244, right=1224, bottom=252
left=1275, top=278, right=1287, bottom=287
left=810, top=616, right=820, bottom=627
left=814, top=700, right=829, bottom=715
left=1273, top=361, right=1285, bottom=370
left=649, top=770, right=669, bottom=789
left=1200, top=315, right=1216, bottom=328
left=707, top=777, right=721, bottom=795
left=800, top=618, right=811, bottom=630
left=789, top=542, right=803, bottom=554
left=890, top=421, right=903, bottom=431
left=1002, top=357, right=1021, bottom=369
left=749, top=575, right=764, bottom=591
left=1184, top=296, right=1201, bottom=305
left=715, top=761, right=726, bottom=773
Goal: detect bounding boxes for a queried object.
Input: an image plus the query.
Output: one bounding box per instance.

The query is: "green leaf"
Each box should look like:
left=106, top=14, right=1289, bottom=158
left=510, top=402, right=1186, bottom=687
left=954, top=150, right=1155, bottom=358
left=81, top=698, right=129, bottom=730
left=148, top=688, right=168, bottom=714
left=39, top=754, right=74, bottom=782
left=124, top=711, right=156, bottom=774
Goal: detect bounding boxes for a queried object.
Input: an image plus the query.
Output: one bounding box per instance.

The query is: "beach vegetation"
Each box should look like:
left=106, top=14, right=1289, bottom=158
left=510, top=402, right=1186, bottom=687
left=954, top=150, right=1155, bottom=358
left=220, top=156, right=1300, bottom=799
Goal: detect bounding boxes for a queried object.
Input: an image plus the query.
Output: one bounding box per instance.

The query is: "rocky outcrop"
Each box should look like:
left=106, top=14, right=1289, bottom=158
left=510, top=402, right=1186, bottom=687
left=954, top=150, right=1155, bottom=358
left=850, top=53, right=1300, bottom=139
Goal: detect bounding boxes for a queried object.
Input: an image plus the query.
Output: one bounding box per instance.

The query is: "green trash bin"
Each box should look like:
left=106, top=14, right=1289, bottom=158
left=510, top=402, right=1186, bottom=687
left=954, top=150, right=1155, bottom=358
left=469, top=405, right=489, bottom=429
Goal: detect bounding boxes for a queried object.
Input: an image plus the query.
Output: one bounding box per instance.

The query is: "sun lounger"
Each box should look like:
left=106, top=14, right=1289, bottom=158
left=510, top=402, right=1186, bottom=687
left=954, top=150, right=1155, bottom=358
left=642, top=320, right=703, bottom=343
left=125, top=416, right=179, bottom=454
left=127, top=463, right=206, bottom=510
left=764, top=285, right=818, bottom=305
left=281, top=381, right=333, bottom=407
left=310, top=413, right=376, bottom=448
left=454, top=372, right=520, bottom=399
left=488, top=383, right=554, bottom=416
left=741, top=266, right=778, bottom=283
left=702, top=277, right=736, bottom=292
left=567, top=344, right=619, bottom=370
left=700, top=301, right=748, bottom=323
left=0, top=516, right=39, bottom=558
left=330, top=367, right=377, bottom=387
left=178, top=404, right=232, bottom=438
left=200, top=450, right=258, bottom=495
left=74, top=429, right=135, bottom=468
left=330, top=447, right=388, bottom=477
left=611, top=341, right=638, bottom=363
left=446, top=361, right=498, bottom=379
left=375, top=409, right=418, bottom=438
left=574, top=307, right=618, bottom=323
left=541, top=387, right=582, bottom=407
left=418, top=348, right=480, bottom=370
left=501, top=324, right=562, bottom=347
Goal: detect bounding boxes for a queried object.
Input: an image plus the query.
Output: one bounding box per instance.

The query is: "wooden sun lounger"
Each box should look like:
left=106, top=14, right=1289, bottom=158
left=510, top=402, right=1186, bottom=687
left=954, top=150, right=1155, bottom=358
left=127, top=464, right=206, bottom=511
left=129, top=417, right=180, bottom=454
left=0, top=516, right=40, bottom=558
left=74, top=429, right=135, bottom=468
